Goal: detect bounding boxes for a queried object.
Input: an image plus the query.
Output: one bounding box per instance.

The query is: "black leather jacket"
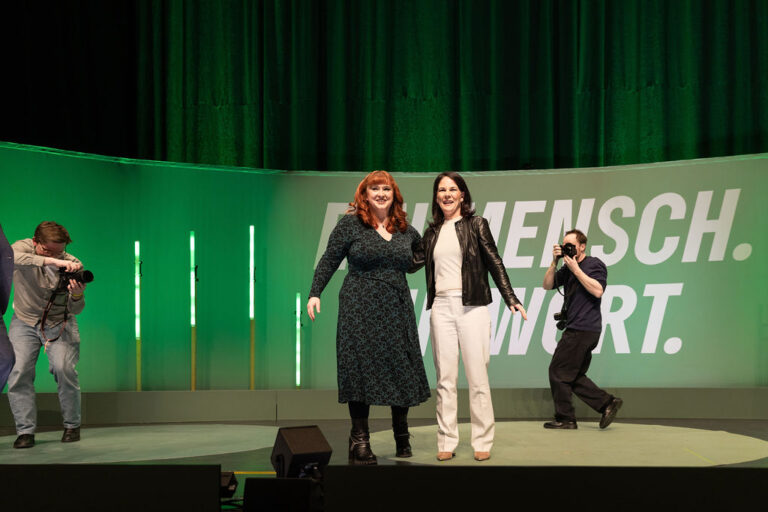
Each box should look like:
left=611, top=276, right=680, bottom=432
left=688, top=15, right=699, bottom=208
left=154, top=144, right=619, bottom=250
left=415, top=216, right=521, bottom=310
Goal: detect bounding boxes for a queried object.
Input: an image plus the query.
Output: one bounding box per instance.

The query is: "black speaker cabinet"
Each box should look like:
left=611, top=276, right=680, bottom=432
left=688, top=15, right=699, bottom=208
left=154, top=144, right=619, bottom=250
left=270, top=425, right=332, bottom=478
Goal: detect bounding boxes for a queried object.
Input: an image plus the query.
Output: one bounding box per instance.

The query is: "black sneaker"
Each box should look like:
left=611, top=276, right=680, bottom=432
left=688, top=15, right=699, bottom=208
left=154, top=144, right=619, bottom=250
left=62, top=427, right=81, bottom=443
left=13, top=434, right=35, bottom=449
left=600, top=398, right=623, bottom=429
left=543, top=420, right=578, bottom=429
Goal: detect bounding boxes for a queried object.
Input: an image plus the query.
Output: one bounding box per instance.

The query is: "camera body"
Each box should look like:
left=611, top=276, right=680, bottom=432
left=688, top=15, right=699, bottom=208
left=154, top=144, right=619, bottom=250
left=558, top=242, right=577, bottom=259
left=55, top=268, right=94, bottom=291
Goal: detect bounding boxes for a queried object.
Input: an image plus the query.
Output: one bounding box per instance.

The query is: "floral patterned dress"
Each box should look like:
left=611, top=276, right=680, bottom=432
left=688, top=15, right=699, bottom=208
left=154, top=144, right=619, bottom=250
left=310, top=214, right=430, bottom=406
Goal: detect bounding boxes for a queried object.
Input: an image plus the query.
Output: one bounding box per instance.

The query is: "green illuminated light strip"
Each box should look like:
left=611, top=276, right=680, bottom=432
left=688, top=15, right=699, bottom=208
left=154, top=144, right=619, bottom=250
left=135, top=240, right=142, bottom=391
left=249, top=225, right=256, bottom=389
left=190, top=231, right=196, bottom=326
left=134, top=241, right=141, bottom=339
left=295, top=292, right=301, bottom=388
left=249, top=225, right=255, bottom=319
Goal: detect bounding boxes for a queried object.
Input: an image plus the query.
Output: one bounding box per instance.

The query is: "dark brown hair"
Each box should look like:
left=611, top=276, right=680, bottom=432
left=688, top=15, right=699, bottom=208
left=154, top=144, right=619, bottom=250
left=33, top=221, right=72, bottom=245
left=430, top=172, right=475, bottom=227
left=565, top=228, right=587, bottom=245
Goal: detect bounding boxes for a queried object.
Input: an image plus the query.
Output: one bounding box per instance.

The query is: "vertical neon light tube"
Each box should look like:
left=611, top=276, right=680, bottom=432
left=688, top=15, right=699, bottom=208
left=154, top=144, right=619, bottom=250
left=295, top=292, right=301, bottom=388
left=190, top=231, right=196, bottom=326
left=190, top=231, right=197, bottom=391
left=249, top=225, right=255, bottom=390
left=135, top=241, right=141, bottom=391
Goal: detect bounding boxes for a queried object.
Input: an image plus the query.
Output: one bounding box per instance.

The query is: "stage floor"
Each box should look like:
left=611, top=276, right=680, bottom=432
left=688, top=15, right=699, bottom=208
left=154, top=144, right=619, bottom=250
left=2, top=417, right=767, bottom=469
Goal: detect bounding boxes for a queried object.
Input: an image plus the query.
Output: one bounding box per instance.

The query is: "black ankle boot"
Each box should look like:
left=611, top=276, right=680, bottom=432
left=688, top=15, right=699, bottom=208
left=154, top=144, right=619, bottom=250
left=391, top=405, right=412, bottom=457
left=394, top=432, right=412, bottom=458
left=349, top=418, right=377, bottom=465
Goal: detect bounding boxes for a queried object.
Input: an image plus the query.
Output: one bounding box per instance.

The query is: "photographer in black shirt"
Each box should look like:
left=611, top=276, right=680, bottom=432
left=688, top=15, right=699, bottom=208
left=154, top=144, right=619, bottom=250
left=542, top=229, right=622, bottom=429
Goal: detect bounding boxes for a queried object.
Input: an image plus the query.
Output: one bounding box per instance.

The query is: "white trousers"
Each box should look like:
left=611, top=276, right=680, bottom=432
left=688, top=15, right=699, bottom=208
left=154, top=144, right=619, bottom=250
left=430, top=295, right=494, bottom=452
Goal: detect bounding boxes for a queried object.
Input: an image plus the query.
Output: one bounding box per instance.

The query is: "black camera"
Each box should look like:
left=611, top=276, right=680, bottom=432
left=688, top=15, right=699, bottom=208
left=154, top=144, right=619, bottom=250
left=558, top=242, right=577, bottom=259
left=56, top=268, right=94, bottom=291
left=554, top=311, right=567, bottom=330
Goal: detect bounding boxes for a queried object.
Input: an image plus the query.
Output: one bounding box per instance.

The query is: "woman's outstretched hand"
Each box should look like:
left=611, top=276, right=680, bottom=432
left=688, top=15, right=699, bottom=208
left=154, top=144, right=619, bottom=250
left=510, top=303, right=528, bottom=321
left=307, top=297, right=321, bottom=321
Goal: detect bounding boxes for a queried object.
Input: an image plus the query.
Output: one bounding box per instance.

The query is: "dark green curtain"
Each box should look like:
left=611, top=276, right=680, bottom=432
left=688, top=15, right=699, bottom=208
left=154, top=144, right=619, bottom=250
left=1, top=1, right=765, bottom=171
left=136, top=0, right=768, bottom=172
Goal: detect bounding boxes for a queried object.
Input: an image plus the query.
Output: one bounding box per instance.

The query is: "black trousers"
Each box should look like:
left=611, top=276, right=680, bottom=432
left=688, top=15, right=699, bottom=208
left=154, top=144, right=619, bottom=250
left=548, top=329, right=612, bottom=422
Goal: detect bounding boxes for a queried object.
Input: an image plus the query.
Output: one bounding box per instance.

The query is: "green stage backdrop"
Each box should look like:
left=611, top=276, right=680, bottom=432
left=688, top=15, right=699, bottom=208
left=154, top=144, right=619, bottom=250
left=2, top=142, right=767, bottom=391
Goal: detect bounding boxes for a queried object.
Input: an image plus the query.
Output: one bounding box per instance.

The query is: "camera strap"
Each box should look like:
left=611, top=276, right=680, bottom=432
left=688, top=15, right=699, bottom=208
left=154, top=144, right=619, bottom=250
left=562, top=273, right=579, bottom=309
left=554, top=261, right=577, bottom=297
left=40, top=289, right=69, bottom=347
left=555, top=268, right=579, bottom=312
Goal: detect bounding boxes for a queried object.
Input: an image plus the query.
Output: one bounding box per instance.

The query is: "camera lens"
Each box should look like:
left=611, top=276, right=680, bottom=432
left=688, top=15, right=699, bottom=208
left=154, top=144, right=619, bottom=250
left=60, top=269, right=94, bottom=283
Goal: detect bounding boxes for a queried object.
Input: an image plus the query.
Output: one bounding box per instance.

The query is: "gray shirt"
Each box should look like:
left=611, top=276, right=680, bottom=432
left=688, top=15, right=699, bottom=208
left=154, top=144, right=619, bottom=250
left=12, top=238, right=85, bottom=327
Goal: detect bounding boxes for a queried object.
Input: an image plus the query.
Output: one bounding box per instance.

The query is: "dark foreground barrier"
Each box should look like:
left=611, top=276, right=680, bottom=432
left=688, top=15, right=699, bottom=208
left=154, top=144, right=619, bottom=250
left=323, top=465, right=768, bottom=511
left=0, top=464, right=220, bottom=512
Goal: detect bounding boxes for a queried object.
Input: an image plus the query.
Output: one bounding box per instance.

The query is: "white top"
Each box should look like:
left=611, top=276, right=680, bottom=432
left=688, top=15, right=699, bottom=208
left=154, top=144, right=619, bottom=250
left=434, top=217, right=463, bottom=296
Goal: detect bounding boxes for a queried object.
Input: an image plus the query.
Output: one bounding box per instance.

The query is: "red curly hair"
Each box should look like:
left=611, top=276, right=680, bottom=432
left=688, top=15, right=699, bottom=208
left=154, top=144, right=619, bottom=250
left=349, top=170, right=408, bottom=233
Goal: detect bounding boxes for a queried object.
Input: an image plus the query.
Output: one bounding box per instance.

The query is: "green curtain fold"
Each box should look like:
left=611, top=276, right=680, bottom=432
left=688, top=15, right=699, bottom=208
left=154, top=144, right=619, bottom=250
left=4, top=1, right=767, bottom=172
left=138, top=0, right=768, bottom=171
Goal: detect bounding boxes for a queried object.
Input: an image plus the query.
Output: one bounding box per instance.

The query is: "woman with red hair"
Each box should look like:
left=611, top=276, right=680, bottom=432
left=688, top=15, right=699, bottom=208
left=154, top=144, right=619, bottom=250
left=308, top=171, right=429, bottom=465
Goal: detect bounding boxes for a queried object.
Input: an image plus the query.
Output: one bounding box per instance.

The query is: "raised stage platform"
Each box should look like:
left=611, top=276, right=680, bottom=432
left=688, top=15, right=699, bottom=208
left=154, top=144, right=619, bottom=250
left=1, top=389, right=767, bottom=510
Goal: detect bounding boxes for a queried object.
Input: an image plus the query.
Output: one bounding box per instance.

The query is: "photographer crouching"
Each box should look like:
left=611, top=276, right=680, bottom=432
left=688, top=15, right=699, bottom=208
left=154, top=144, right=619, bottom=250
left=541, top=229, right=622, bottom=430
left=7, top=221, right=92, bottom=449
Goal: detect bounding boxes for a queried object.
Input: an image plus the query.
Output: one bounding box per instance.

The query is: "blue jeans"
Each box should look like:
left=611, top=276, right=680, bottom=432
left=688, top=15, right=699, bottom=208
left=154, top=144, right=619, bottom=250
left=7, top=314, right=81, bottom=434
left=0, top=316, right=14, bottom=392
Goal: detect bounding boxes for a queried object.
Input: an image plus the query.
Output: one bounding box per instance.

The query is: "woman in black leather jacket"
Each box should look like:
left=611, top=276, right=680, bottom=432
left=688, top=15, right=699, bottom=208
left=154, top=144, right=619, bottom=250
left=420, top=172, right=527, bottom=462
